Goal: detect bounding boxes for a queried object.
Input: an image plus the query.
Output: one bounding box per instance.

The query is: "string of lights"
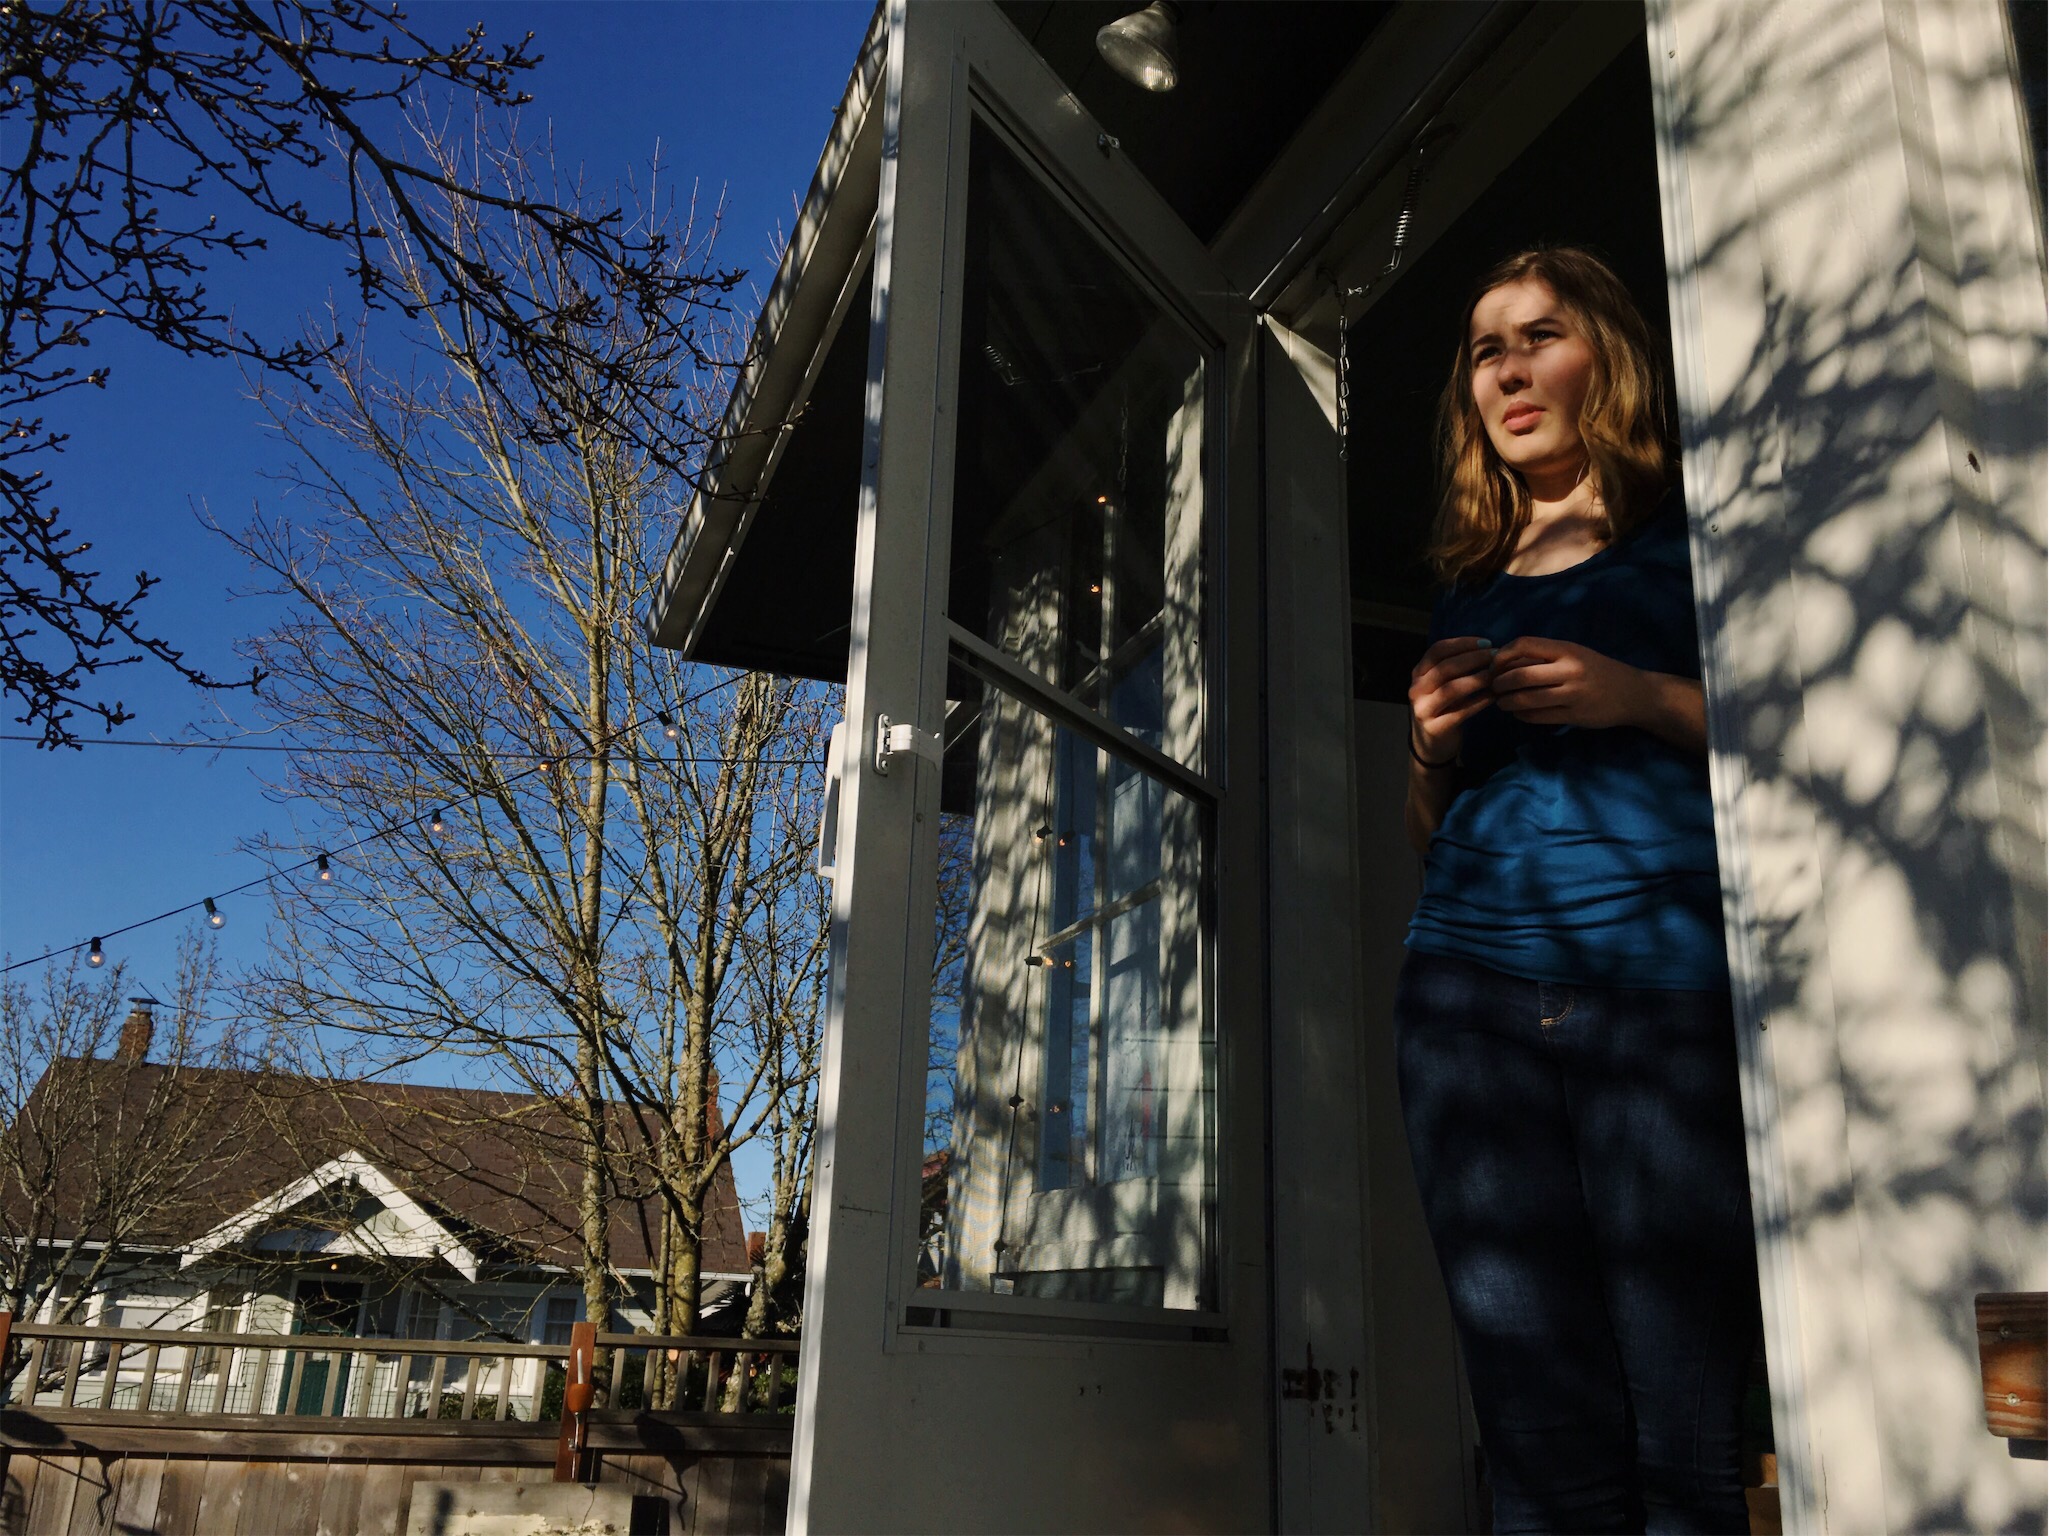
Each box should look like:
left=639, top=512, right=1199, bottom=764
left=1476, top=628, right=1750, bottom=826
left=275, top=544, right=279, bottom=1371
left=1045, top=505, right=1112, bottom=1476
left=0, top=734, right=819, bottom=765
left=2, top=674, right=824, bottom=978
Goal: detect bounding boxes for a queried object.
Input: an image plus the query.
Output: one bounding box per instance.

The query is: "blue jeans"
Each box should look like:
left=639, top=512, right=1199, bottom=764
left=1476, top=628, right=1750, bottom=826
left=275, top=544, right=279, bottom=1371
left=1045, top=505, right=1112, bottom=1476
left=1394, top=948, right=1760, bottom=1535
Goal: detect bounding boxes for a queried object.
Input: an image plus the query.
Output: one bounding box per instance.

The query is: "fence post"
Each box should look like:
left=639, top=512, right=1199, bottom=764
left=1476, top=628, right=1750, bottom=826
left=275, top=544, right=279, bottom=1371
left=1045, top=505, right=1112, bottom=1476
left=553, top=1321, right=596, bottom=1484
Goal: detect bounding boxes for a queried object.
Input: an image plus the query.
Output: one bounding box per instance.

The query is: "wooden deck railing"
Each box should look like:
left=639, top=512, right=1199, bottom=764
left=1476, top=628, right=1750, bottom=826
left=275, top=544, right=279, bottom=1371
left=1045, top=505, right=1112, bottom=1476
left=0, top=1313, right=799, bottom=1431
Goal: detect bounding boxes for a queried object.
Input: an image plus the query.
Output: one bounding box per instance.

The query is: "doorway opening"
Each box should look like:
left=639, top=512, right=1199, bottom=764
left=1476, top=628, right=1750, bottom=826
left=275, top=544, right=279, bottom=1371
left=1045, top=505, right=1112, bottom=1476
left=1341, top=32, right=1778, bottom=1534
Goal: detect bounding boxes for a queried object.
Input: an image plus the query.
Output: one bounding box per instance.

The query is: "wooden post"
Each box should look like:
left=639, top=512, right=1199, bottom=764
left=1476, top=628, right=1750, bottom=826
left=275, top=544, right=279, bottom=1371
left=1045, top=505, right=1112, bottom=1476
left=1976, top=1293, right=2047, bottom=1441
left=553, top=1321, right=595, bottom=1484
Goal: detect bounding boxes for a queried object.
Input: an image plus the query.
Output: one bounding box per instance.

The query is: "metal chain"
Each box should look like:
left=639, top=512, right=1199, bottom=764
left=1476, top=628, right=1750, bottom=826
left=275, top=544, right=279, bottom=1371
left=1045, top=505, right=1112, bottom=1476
left=1335, top=118, right=1448, bottom=467
left=1337, top=285, right=1353, bottom=462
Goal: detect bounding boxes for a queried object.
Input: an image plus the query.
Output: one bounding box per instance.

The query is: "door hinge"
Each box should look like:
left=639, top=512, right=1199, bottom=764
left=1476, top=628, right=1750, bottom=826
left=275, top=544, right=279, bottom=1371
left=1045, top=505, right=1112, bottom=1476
left=874, top=714, right=943, bottom=776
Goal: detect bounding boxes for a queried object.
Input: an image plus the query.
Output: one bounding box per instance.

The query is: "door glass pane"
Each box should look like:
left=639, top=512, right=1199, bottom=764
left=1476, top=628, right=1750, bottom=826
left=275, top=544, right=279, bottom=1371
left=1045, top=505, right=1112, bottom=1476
left=923, top=672, right=1215, bottom=1311
left=946, top=120, right=1207, bottom=772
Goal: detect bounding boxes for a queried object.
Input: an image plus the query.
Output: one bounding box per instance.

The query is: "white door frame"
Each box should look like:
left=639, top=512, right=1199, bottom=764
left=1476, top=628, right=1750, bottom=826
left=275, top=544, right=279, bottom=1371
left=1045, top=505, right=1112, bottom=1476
left=790, top=3, right=1270, bottom=1529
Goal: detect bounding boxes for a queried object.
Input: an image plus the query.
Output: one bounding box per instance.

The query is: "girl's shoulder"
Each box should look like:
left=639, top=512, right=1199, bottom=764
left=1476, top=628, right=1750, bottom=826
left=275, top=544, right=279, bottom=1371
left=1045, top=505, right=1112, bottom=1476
left=1641, top=492, right=1693, bottom=549
left=1606, top=487, right=1690, bottom=568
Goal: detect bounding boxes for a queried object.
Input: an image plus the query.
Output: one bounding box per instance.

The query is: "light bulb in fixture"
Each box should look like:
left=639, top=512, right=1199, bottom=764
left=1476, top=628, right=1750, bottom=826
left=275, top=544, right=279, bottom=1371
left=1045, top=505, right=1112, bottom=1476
left=87, top=939, right=105, bottom=969
left=429, top=808, right=448, bottom=836
left=204, top=898, right=226, bottom=930
left=316, top=853, right=333, bottom=882
left=658, top=711, right=680, bottom=742
left=1096, top=1, right=1181, bottom=93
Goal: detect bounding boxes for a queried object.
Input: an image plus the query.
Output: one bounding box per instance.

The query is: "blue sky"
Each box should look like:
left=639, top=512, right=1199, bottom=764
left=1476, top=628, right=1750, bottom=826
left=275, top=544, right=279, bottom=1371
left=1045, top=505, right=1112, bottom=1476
left=0, top=0, right=875, bottom=1214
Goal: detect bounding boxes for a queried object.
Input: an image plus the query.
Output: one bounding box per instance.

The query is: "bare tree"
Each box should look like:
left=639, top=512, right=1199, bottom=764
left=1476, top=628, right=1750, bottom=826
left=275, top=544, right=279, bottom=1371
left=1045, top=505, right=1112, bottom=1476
left=0, top=933, right=260, bottom=1328
left=224, top=119, right=828, bottom=1357
left=2, top=0, right=743, bottom=747
left=718, top=800, right=828, bottom=1407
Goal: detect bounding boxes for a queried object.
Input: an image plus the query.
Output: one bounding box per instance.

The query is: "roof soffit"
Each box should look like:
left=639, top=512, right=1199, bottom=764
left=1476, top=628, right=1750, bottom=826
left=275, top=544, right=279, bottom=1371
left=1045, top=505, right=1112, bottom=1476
left=645, top=2, right=888, bottom=654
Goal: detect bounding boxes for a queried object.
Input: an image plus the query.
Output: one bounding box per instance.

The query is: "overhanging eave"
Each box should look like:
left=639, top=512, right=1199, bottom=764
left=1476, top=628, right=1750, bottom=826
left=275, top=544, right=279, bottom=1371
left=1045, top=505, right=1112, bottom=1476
left=644, top=3, right=887, bottom=657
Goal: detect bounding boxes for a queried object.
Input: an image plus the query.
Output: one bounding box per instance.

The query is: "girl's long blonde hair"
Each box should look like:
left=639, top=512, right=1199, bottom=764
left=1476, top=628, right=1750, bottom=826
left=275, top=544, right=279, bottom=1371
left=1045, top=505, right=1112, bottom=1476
left=1428, top=247, right=1674, bottom=586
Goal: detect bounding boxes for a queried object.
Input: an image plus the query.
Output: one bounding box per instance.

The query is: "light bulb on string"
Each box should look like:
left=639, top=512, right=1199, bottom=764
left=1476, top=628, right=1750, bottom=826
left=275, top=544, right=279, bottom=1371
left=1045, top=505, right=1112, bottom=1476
left=204, top=898, right=226, bottom=930
left=316, top=853, right=333, bottom=882
left=657, top=712, right=680, bottom=742
left=429, top=808, right=448, bottom=836
left=87, top=939, right=105, bottom=969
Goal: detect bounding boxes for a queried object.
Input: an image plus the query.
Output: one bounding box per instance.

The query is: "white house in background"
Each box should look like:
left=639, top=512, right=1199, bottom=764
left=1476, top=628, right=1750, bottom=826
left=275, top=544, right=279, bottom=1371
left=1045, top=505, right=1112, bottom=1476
left=643, top=2, right=2045, bottom=1531
left=12, top=1037, right=753, bottom=1419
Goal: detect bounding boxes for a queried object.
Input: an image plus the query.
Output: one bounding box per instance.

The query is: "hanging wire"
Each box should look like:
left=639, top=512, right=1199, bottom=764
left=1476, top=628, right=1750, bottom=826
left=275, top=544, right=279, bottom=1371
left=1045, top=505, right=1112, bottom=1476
left=0, top=672, right=820, bottom=976
left=0, top=734, right=821, bottom=764
left=1335, top=116, right=1452, bottom=463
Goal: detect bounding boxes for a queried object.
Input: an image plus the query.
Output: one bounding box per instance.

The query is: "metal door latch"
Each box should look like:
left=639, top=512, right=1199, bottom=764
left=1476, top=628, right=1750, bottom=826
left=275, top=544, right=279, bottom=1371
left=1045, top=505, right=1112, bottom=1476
left=874, top=714, right=943, bottom=776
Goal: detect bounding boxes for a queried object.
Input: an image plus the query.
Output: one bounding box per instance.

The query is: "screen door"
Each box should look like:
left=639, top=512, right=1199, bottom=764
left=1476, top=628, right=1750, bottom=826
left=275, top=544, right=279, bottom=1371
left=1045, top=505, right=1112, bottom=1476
left=791, top=3, right=1267, bottom=1530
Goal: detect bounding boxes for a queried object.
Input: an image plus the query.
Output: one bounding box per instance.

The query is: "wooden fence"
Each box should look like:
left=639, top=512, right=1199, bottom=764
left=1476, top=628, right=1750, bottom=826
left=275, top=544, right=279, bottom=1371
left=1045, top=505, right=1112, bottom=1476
left=0, top=1315, right=797, bottom=1535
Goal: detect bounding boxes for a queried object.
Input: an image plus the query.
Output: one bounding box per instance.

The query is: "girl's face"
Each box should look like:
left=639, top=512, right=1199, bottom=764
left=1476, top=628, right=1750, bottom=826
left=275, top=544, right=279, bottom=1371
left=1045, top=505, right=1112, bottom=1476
left=1467, top=277, right=1598, bottom=489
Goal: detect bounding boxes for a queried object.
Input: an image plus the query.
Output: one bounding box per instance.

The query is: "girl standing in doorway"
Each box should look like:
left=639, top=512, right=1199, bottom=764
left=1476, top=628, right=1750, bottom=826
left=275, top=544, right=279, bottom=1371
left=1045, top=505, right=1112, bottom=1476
left=1398, top=247, right=1759, bottom=1535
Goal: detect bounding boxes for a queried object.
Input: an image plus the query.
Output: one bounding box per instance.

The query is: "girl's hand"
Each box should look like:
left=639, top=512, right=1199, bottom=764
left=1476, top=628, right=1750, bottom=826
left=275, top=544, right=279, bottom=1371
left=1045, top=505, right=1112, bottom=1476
left=1408, top=636, right=1496, bottom=765
left=1490, top=636, right=1649, bottom=729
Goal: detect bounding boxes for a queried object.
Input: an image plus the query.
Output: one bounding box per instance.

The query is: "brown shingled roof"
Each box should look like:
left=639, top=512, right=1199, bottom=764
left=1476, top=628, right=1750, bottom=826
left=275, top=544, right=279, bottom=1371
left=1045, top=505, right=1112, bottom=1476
left=15, top=1060, right=749, bottom=1278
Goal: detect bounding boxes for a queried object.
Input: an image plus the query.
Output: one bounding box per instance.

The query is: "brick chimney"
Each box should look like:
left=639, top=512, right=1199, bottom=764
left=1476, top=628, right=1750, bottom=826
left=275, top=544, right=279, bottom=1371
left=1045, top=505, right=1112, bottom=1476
left=116, top=997, right=155, bottom=1064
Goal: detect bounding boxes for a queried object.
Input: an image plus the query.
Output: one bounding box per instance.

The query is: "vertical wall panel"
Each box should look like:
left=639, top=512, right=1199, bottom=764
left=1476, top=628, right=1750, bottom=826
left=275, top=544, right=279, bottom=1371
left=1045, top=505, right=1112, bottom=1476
left=1651, top=0, right=2048, bottom=1527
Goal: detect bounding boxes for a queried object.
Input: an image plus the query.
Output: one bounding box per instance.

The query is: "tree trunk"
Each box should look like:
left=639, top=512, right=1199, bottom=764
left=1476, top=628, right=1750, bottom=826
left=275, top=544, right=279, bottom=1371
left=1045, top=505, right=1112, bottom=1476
left=577, top=1028, right=612, bottom=1337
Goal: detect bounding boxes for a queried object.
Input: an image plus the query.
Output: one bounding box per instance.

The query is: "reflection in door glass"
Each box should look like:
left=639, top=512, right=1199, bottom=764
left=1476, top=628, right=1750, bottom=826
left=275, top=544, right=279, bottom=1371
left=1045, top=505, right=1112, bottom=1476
left=923, top=675, right=1214, bottom=1311
left=946, top=121, right=1207, bottom=773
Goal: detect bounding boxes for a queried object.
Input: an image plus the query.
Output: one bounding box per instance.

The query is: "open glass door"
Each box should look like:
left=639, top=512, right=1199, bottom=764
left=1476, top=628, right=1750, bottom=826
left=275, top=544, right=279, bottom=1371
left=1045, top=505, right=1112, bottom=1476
left=794, top=2, right=1264, bottom=1529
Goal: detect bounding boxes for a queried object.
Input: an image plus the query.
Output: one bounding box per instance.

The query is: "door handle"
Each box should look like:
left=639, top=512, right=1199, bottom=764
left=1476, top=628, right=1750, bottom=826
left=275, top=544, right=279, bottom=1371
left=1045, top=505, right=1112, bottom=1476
left=817, top=721, right=845, bottom=881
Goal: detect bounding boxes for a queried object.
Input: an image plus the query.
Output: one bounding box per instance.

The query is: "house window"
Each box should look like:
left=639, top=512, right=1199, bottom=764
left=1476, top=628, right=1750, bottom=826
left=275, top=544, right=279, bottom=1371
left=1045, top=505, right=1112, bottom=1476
left=194, top=1289, right=243, bottom=1380
left=541, top=1295, right=579, bottom=1345
left=446, top=1291, right=530, bottom=1344
left=400, top=1290, right=444, bottom=1340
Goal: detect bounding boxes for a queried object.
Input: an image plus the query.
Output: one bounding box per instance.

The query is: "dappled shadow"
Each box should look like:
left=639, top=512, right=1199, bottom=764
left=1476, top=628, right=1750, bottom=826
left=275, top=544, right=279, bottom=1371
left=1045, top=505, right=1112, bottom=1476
left=1657, top=1, right=2046, bottom=1528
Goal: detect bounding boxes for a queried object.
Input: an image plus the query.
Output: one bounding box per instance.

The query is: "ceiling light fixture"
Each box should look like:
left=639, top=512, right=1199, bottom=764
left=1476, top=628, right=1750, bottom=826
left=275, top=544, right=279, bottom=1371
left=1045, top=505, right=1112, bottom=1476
left=1096, top=1, right=1181, bottom=93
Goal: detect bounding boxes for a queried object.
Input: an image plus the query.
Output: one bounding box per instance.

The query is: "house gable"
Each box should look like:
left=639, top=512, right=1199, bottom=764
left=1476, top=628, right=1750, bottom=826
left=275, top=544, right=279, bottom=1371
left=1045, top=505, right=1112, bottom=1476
left=177, top=1151, right=483, bottom=1282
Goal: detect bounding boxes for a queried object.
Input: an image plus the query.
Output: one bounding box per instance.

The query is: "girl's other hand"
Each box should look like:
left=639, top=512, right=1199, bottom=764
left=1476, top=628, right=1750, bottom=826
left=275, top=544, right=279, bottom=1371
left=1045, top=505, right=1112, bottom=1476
left=1490, top=636, right=1647, bottom=729
left=1408, top=636, right=1496, bottom=765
